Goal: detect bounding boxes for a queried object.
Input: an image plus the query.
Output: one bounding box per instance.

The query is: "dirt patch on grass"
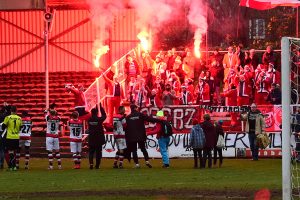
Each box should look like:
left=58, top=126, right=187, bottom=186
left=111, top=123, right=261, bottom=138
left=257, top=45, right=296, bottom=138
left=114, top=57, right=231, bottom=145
left=1, top=188, right=281, bottom=199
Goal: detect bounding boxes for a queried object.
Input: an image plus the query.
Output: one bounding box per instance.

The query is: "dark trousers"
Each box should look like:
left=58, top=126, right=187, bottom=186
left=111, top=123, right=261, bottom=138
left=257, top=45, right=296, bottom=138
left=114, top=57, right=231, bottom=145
left=0, top=137, right=4, bottom=167
left=128, top=141, right=149, bottom=164
left=193, top=148, right=203, bottom=168
left=213, top=147, right=223, bottom=166
left=89, top=146, right=102, bottom=168
left=203, top=148, right=213, bottom=168
left=248, top=133, right=258, bottom=160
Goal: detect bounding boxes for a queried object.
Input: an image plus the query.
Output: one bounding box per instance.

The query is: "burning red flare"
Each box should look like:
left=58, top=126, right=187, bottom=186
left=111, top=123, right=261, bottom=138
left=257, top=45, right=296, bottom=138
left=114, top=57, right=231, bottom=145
left=93, top=45, right=110, bottom=68
left=137, top=31, right=151, bottom=52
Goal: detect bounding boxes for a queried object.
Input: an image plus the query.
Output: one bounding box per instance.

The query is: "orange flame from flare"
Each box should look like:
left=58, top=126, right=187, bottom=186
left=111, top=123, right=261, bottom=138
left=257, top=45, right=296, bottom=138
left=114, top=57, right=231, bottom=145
left=193, top=29, right=202, bottom=59
left=93, top=45, right=110, bottom=68
left=194, top=40, right=201, bottom=58
left=137, top=31, right=150, bottom=52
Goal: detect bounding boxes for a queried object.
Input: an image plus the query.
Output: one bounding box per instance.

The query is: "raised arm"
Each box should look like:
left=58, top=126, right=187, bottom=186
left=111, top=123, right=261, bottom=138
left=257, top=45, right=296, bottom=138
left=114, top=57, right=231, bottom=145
left=98, top=103, right=107, bottom=121
left=102, top=72, right=114, bottom=85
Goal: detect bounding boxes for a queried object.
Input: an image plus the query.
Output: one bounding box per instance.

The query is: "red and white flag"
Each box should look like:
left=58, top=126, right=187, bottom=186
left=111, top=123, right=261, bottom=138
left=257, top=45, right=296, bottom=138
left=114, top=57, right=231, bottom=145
left=240, top=0, right=300, bottom=10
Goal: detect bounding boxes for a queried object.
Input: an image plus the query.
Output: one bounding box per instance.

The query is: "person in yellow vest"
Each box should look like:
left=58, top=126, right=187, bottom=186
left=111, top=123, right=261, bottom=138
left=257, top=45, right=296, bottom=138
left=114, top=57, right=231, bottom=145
left=2, top=106, right=22, bottom=171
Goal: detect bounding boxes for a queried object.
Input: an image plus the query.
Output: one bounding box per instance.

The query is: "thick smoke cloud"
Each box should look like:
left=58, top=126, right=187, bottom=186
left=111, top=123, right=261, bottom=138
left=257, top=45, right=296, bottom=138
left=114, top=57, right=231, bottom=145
left=86, top=0, right=209, bottom=61
left=86, top=0, right=125, bottom=66
left=187, top=0, right=208, bottom=57
left=129, top=0, right=173, bottom=31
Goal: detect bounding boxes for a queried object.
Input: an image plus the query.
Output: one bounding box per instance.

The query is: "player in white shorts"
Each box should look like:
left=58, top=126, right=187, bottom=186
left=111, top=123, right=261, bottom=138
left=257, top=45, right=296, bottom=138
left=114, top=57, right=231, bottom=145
left=112, top=106, right=127, bottom=169
left=45, top=109, right=62, bottom=170
left=68, top=111, right=83, bottom=169
left=16, top=111, right=32, bottom=169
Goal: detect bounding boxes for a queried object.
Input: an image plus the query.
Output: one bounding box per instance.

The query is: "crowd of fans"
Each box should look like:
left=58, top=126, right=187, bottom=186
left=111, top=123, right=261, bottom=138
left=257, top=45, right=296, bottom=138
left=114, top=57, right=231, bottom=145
left=121, top=45, right=282, bottom=108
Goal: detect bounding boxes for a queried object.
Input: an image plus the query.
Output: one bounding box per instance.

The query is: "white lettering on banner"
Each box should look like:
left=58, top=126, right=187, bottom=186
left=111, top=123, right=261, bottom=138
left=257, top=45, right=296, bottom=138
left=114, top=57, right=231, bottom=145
left=200, top=105, right=250, bottom=113
left=173, top=108, right=184, bottom=130
left=140, top=105, right=282, bottom=132
left=101, top=132, right=282, bottom=158
left=184, top=108, right=195, bottom=129
left=225, top=132, right=282, bottom=148
left=141, top=106, right=199, bottom=131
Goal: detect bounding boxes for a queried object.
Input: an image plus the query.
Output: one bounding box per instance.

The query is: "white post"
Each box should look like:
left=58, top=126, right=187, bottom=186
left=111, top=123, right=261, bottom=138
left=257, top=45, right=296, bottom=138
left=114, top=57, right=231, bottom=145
left=297, top=7, right=299, bottom=38
left=45, top=21, right=49, bottom=110
left=96, top=77, right=101, bottom=109
left=281, top=37, right=291, bottom=200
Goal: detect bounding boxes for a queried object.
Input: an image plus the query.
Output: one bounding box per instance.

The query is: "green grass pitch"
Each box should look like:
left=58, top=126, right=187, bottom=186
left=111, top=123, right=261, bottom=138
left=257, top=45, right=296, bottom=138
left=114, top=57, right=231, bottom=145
left=0, top=158, right=281, bottom=200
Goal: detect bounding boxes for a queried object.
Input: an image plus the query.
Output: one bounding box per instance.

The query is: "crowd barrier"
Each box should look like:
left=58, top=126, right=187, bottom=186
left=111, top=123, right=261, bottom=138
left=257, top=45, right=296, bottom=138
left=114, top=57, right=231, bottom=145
left=100, top=105, right=284, bottom=158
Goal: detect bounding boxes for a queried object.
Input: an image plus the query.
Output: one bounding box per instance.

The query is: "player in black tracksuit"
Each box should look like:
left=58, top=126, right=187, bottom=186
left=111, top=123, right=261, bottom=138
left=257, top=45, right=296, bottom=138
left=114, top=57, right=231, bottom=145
left=125, top=104, right=159, bottom=168
left=87, top=103, right=106, bottom=169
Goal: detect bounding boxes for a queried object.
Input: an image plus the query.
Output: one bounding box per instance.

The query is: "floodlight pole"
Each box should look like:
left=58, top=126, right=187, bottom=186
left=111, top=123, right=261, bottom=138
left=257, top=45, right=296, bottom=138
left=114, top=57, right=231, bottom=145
left=297, top=7, right=299, bottom=38
left=281, top=37, right=291, bottom=200
left=45, top=21, right=49, bottom=110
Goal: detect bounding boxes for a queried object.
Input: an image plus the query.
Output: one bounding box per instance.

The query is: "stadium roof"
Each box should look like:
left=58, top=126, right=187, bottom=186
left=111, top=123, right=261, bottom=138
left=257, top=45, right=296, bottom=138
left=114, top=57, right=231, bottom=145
left=47, top=0, right=132, bottom=10
left=47, top=0, right=89, bottom=9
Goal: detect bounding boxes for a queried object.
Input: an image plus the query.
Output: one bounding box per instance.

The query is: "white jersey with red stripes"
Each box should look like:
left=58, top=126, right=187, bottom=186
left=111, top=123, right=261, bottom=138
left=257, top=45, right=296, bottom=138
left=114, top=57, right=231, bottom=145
left=112, top=114, right=126, bottom=139
left=68, top=119, right=83, bottom=142
left=19, top=117, right=33, bottom=140
left=45, top=115, right=60, bottom=138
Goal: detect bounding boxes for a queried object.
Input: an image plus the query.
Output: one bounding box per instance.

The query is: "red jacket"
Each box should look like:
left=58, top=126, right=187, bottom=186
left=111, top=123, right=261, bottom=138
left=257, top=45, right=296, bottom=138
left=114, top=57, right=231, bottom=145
left=265, top=68, right=281, bottom=87
left=180, top=91, right=193, bottom=105
left=235, top=73, right=252, bottom=97
left=223, top=89, right=237, bottom=106
left=103, top=74, right=124, bottom=98
left=187, top=84, right=194, bottom=95
left=195, top=82, right=210, bottom=104
left=125, top=60, right=139, bottom=78
left=147, top=95, right=162, bottom=107
left=70, top=88, right=85, bottom=107
left=256, top=73, right=270, bottom=93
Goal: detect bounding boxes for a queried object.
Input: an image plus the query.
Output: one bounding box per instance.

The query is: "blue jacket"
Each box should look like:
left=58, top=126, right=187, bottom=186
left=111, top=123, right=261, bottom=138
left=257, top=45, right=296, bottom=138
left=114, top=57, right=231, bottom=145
left=189, top=124, right=206, bottom=149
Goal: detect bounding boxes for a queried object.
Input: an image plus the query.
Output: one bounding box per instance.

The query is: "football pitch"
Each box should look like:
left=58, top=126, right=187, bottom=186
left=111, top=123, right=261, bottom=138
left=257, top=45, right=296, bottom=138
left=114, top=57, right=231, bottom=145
left=0, top=158, right=281, bottom=200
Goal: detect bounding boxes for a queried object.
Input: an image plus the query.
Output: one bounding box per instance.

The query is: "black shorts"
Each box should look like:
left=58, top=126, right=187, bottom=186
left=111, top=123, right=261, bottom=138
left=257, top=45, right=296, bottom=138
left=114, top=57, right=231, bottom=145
left=6, top=139, right=19, bottom=151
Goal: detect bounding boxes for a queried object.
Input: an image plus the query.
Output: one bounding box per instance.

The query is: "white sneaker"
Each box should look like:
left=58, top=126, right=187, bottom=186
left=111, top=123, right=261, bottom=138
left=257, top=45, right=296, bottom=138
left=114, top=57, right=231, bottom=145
left=58, top=165, right=62, bottom=170
left=48, top=166, right=53, bottom=170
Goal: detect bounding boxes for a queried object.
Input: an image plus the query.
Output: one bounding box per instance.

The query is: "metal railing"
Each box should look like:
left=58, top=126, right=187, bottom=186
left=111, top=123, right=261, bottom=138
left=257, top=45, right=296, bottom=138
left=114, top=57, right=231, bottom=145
left=84, top=47, right=137, bottom=112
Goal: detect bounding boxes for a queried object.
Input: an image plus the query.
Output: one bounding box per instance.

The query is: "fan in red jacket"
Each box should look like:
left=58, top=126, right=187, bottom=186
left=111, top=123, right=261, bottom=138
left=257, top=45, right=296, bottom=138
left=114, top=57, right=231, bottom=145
left=255, top=71, right=270, bottom=105
left=169, top=72, right=181, bottom=96
left=103, top=73, right=124, bottom=123
left=133, top=78, right=148, bottom=108
left=195, top=77, right=210, bottom=105
left=235, top=69, right=251, bottom=106
left=224, top=69, right=236, bottom=92
left=265, top=62, right=281, bottom=88
left=179, top=85, right=193, bottom=105
left=244, top=64, right=255, bottom=96
left=185, top=78, right=194, bottom=95
left=127, top=77, right=137, bottom=104
left=146, top=88, right=162, bottom=108
left=124, top=55, right=140, bottom=87
left=222, top=84, right=238, bottom=126
left=65, top=84, right=87, bottom=117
